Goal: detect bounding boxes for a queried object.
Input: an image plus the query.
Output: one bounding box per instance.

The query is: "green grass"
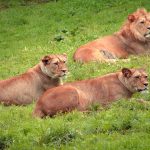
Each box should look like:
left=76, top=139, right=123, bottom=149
left=0, top=0, right=150, bottom=149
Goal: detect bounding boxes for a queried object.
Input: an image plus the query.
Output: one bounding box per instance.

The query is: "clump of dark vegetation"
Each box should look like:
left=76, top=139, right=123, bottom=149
left=0, top=3, right=9, bottom=10
left=21, top=0, right=58, bottom=6
left=54, top=34, right=65, bottom=42
left=39, top=124, right=79, bottom=147
left=0, top=136, right=13, bottom=150
left=0, top=0, right=59, bottom=8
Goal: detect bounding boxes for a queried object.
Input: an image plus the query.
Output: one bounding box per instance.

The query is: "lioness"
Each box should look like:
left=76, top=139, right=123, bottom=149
left=33, top=68, right=148, bottom=118
left=0, top=54, right=68, bottom=105
left=73, top=8, right=150, bottom=63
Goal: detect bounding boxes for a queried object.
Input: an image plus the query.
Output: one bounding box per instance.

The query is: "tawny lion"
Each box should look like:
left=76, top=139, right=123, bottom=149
left=74, top=8, right=150, bottom=63
left=0, top=54, right=68, bottom=105
left=33, top=68, right=148, bottom=118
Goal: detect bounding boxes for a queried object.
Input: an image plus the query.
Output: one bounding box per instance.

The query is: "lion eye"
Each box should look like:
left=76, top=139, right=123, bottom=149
left=135, top=76, right=140, bottom=79
left=145, top=76, right=148, bottom=78
left=54, top=62, right=58, bottom=65
left=140, top=20, right=145, bottom=24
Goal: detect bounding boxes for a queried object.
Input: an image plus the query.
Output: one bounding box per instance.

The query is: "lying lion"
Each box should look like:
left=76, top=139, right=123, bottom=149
left=0, top=54, right=68, bottom=105
left=73, top=8, right=150, bottom=63
left=33, top=68, right=148, bottom=118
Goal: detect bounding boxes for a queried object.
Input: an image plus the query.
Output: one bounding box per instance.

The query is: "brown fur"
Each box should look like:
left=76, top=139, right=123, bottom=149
left=0, top=54, right=68, bottom=105
left=73, top=8, right=150, bottom=63
left=33, top=68, right=148, bottom=118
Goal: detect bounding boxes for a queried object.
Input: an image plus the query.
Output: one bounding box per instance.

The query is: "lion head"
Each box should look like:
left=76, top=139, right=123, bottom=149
left=122, top=8, right=150, bottom=42
left=40, top=54, right=68, bottom=78
left=119, top=68, right=148, bottom=93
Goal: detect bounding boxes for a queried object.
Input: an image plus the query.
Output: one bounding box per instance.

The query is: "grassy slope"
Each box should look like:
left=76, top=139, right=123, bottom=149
left=0, top=0, right=150, bottom=149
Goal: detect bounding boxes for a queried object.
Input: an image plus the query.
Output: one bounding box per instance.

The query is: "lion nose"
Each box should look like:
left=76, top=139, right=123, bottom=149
left=61, top=69, right=67, bottom=73
left=144, top=83, right=148, bottom=86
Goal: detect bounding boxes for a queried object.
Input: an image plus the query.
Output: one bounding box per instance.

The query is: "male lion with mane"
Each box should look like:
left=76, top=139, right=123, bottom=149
left=0, top=54, right=68, bottom=105
left=73, top=8, right=150, bottom=63
left=33, top=68, right=148, bottom=118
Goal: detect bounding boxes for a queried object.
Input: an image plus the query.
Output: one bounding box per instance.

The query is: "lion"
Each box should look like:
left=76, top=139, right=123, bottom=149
left=73, top=8, right=150, bottom=63
left=0, top=54, right=68, bottom=105
left=33, top=68, right=148, bottom=118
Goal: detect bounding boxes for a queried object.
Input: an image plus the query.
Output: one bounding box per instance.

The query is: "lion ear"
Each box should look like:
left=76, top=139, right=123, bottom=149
left=137, top=8, right=147, bottom=15
left=138, top=64, right=147, bottom=71
left=139, top=67, right=146, bottom=72
left=128, top=14, right=136, bottom=22
left=62, top=53, right=67, bottom=58
left=41, top=55, right=51, bottom=65
left=128, top=8, right=147, bottom=22
left=122, top=68, right=132, bottom=78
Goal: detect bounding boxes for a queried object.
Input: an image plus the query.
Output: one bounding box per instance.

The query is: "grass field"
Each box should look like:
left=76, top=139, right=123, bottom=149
left=0, top=0, right=150, bottom=149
